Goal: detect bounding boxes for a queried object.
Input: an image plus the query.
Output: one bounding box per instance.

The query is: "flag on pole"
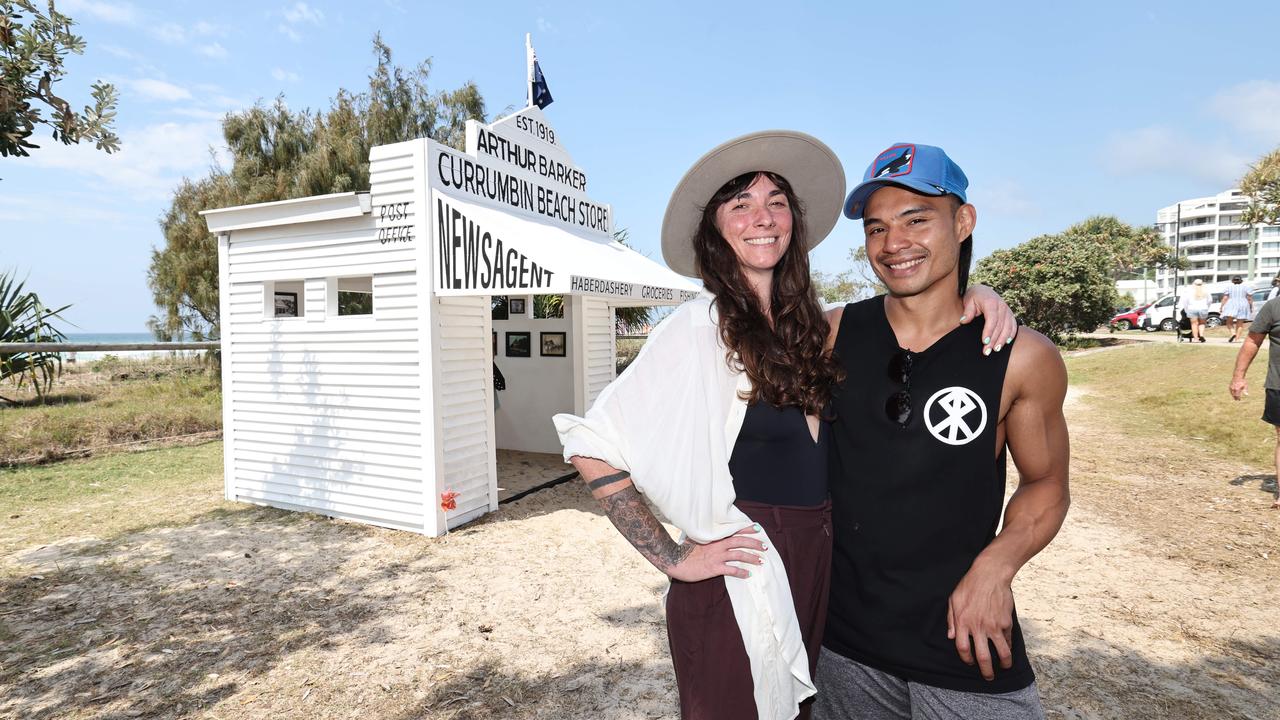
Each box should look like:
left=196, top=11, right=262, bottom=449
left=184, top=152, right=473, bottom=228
left=526, top=34, right=554, bottom=109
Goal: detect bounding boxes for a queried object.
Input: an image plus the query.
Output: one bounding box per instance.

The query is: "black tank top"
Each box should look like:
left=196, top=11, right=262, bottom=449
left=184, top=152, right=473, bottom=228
left=824, top=296, right=1034, bottom=693
left=729, top=402, right=828, bottom=506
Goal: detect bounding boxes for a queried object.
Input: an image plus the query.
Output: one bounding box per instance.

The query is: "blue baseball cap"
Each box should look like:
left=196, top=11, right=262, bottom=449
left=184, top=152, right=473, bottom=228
left=843, top=142, right=968, bottom=219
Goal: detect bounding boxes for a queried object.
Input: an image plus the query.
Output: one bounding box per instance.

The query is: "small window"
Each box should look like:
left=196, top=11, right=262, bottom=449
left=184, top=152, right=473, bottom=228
left=270, top=280, right=306, bottom=318
left=337, top=276, right=373, bottom=316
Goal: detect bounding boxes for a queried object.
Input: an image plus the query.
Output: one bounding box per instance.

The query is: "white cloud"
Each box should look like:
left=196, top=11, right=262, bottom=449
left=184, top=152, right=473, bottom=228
left=23, top=121, right=229, bottom=200
left=198, top=42, right=228, bottom=60
left=129, top=78, right=193, bottom=102
left=536, top=17, right=557, bottom=34
left=172, top=107, right=229, bottom=121
left=100, top=44, right=140, bottom=60
left=0, top=194, right=135, bottom=225
left=153, top=22, right=186, bottom=44
left=192, top=20, right=222, bottom=36
left=283, top=2, right=324, bottom=24
left=1101, top=126, right=1251, bottom=187
left=63, top=1, right=225, bottom=56
left=271, top=68, right=300, bottom=83
left=969, top=180, right=1041, bottom=219
left=60, top=0, right=139, bottom=24
left=278, top=2, right=323, bottom=41
left=1209, top=80, right=1280, bottom=144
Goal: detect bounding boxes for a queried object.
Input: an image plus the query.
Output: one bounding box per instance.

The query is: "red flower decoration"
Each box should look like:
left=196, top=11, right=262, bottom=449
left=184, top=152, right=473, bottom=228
left=441, top=490, right=459, bottom=511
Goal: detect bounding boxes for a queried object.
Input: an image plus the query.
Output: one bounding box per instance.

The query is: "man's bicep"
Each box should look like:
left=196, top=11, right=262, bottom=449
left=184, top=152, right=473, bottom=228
left=1004, top=333, right=1070, bottom=486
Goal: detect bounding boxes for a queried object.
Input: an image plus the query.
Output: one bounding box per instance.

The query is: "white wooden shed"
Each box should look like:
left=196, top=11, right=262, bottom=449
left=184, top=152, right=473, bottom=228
left=202, top=107, right=698, bottom=536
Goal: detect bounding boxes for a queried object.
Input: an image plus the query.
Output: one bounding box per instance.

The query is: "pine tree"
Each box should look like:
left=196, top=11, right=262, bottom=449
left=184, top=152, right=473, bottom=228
left=148, top=36, right=487, bottom=340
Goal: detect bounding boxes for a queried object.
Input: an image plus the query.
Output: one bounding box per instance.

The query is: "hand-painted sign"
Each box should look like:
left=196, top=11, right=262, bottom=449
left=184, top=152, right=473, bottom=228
left=466, top=107, right=587, bottom=193
left=502, top=106, right=562, bottom=150
left=376, top=201, right=414, bottom=244
left=471, top=125, right=587, bottom=192
left=431, top=143, right=612, bottom=238
left=434, top=193, right=557, bottom=293
left=569, top=275, right=700, bottom=303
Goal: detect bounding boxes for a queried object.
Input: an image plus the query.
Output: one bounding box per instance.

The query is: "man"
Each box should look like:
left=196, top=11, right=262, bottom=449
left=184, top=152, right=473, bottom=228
left=1228, top=292, right=1280, bottom=508
left=816, top=143, right=1071, bottom=719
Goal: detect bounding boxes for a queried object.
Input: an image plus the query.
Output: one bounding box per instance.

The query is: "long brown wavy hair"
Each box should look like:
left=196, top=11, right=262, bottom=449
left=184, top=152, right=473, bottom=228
left=694, top=171, right=844, bottom=416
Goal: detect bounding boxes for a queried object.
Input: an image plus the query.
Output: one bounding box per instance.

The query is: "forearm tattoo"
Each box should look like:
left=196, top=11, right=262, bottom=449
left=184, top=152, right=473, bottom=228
left=598, top=485, right=693, bottom=573
left=586, top=470, right=630, bottom=491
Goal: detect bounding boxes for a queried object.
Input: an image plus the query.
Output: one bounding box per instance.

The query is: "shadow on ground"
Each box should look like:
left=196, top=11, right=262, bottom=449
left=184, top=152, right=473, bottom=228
left=0, top=504, right=398, bottom=720
left=387, top=657, right=672, bottom=720
left=1027, top=621, right=1280, bottom=720
left=0, top=391, right=98, bottom=409
left=1230, top=473, right=1278, bottom=498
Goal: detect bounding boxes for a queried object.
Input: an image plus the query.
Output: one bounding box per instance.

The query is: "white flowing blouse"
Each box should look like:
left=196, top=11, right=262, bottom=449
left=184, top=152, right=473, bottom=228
left=553, top=294, right=814, bottom=720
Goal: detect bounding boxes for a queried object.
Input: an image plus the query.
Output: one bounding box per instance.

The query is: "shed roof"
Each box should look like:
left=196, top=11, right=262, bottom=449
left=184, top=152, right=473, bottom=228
left=200, top=190, right=700, bottom=306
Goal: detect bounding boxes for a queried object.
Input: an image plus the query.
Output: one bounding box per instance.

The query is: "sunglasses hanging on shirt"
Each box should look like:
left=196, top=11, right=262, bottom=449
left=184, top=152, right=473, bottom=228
left=885, top=348, right=915, bottom=427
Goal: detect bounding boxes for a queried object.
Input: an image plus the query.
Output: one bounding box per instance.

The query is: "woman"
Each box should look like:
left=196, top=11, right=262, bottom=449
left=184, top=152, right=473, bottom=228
left=1222, top=276, right=1254, bottom=342
left=553, top=131, right=1015, bottom=720
left=1182, top=279, right=1211, bottom=343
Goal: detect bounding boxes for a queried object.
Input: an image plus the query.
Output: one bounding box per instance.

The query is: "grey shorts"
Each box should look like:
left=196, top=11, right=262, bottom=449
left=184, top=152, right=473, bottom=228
left=1263, top=389, right=1280, bottom=427
left=1185, top=309, right=1208, bottom=319
left=813, top=647, right=1045, bottom=720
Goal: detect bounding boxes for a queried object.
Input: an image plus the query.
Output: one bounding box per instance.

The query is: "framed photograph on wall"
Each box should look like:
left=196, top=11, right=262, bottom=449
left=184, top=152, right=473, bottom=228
left=509, top=297, right=526, bottom=314
left=491, top=295, right=509, bottom=320
left=505, top=331, right=531, bottom=358
left=492, top=330, right=497, bottom=355
left=540, top=331, right=567, bottom=357
left=274, top=291, right=299, bottom=318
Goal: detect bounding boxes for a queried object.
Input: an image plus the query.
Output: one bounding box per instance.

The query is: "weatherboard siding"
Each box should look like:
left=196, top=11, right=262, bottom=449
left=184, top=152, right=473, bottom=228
left=435, top=295, right=496, bottom=529
left=223, top=212, right=429, bottom=533
left=583, top=298, right=616, bottom=407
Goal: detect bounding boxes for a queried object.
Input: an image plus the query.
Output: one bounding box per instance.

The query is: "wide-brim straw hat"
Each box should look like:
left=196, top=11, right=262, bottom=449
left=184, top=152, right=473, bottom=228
left=660, top=130, right=846, bottom=278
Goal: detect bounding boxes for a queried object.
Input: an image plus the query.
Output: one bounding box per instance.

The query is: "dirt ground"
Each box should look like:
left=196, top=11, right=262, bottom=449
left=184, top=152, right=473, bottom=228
left=2, top=382, right=1278, bottom=718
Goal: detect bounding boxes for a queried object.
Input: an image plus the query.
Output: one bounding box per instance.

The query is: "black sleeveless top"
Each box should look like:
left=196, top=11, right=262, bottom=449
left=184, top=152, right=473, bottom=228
left=729, top=402, right=829, bottom=506
left=824, top=296, right=1034, bottom=693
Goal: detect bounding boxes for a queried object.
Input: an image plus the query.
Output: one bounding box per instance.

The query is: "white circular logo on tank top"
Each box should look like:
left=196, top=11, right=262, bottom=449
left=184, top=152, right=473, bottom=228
left=923, top=386, right=987, bottom=446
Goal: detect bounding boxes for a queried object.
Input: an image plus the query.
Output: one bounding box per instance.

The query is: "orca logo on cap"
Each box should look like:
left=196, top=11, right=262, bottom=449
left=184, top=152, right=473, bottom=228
left=873, top=144, right=915, bottom=179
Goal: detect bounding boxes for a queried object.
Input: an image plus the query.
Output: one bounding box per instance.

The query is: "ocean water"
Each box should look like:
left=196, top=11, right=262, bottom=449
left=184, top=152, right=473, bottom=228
left=60, top=333, right=205, bottom=362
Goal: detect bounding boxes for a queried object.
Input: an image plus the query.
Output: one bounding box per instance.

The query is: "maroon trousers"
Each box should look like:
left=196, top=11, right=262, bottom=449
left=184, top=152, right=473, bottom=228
left=665, top=499, right=833, bottom=720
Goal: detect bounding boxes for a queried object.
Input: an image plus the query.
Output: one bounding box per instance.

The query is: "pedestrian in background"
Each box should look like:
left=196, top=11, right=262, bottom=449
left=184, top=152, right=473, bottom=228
left=1181, top=279, right=1210, bottom=343
left=1221, top=276, right=1254, bottom=343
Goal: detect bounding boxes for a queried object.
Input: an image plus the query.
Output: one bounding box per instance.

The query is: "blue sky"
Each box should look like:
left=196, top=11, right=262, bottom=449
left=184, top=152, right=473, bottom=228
left=4, top=0, right=1279, bottom=332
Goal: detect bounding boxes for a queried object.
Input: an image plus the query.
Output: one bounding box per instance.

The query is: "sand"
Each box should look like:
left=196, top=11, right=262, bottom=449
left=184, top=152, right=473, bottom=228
left=1, top=389, right=1277, bottom=719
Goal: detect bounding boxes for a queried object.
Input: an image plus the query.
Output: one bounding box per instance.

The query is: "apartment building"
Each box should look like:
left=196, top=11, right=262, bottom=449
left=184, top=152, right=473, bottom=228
left=1153, top=189, right=1280, bottom=293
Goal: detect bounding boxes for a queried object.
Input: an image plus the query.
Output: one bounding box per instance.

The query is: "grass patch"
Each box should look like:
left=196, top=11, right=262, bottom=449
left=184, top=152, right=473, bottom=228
left=0, top=356, right=221, bottom=465
left=0, top=441, right=227, bottom=555
left=1065, top=342, right=1272, bottom=468
left=1058, top=336, right=1106, bottom=351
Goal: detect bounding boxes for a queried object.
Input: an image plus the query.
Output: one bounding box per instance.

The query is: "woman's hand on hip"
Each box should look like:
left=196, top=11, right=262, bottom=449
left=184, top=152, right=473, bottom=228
left=667, top=525, right=766, bottom=583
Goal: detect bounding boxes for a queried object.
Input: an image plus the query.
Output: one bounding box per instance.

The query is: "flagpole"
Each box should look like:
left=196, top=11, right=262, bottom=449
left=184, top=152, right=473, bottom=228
left=525, top=33, right=534, bottom=108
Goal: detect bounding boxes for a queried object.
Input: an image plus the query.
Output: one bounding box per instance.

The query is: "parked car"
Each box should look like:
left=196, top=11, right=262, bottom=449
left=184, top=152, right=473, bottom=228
left=1140, top=294, right=1181, bottom=332
left=1205, top=292, right=1224, bottom=327
left=1110, top=304, right=1150, bottom=331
